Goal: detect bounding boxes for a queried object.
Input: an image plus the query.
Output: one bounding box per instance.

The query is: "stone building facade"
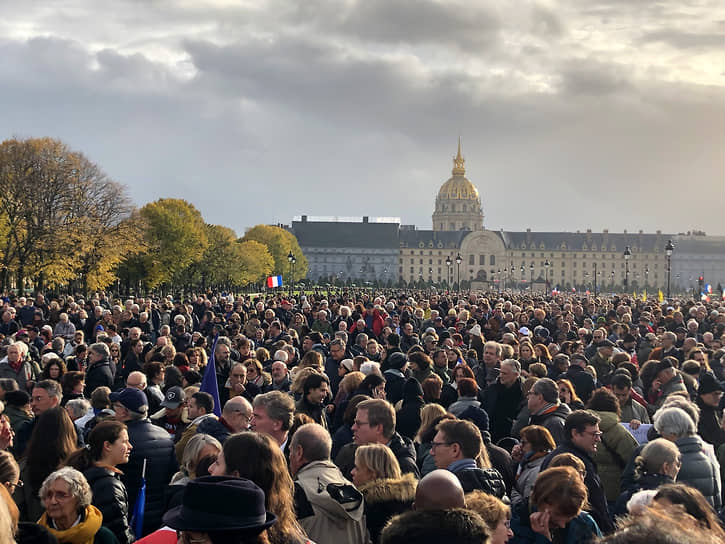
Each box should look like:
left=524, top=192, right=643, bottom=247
left=293, top=143, right=725, bottom=294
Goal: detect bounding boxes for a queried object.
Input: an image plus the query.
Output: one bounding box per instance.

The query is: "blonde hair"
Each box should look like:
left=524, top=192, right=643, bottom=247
left=415, top=403, right=447, bottom=443
left=339, top=371, right=365, bottom=394
left=465, top=489, right=510, bottom=533
left=354, top=443, right=402, bottom=481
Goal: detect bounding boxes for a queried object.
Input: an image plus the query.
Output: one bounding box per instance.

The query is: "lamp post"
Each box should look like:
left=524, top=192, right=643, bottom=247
left=530, top=262, right=534, bottom=290
left=497, top=268, right=502, bottom=292
left=665, top=239, right=674, bottom=299
left=428, top=267, right=433, bottom=287
left=593, top=262, right=598, bottom=296
left=446, top=255, right=452, bottom=288
left=544, top=259, right=550, bottom=292
left=611, top=269, right=615, bottom=290
left=645, top=265, right=649, bottom=290
left=287, top=251, right=294, bottom=297
left=455, top=253, right=462, bottom=292
left=519, top=265, right=524, bottom=292
left=623, top=246, right=631, bottom=292
left=291, top=255, right=297, bottom=297
left=584, top=271, right=589, bottom=292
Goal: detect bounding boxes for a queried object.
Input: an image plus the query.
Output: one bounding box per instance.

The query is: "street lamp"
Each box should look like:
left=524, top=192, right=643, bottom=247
left=287, top=251, right=294, bottom=297
left=291, top=255, right=297, bottom=297
left=665, top=239, right=674, bottom=299
left=455, top=253, right=462, bottom=292
left=623, top=246, right=631, bottom=292
left=428, top=267, right=433, bottom=287
left=497, top=268, right=502, bottom=291
left=584, top=271, right=589, bottom=292
left=446, top=255, right=452, bottom=287
left=645, top=265, right=649, bottom=289
left=530, top=262, right=534, bottom=289
left=544, top=259, right=550, bottom=292
left=593, top=262, right=598, bottom=296
left=611, top=268, right=615, bottom=290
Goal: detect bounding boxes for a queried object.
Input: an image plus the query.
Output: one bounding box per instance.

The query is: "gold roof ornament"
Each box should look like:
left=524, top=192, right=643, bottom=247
left=436, top=138, right=479, bottom=201
left=452, top=136, right=465, bottom=175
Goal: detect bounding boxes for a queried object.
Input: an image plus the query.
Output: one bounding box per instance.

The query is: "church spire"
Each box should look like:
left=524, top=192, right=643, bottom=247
left=452, top=137, right=465, bottom=175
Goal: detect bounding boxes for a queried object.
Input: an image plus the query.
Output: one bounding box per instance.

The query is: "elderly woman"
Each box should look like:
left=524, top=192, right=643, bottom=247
left=653, top=406, right=721, bottom=509
left=466, top=490, right=513, bottom=544
left=37, top=467, right=117, bottom=543
left=613, top=438, right=680, bottom=517
left=53, top=313, right=77, bottom=342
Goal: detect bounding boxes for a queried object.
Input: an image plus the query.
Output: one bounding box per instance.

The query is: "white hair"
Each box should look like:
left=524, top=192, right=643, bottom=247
left=360, top=361, right=381, bottom=376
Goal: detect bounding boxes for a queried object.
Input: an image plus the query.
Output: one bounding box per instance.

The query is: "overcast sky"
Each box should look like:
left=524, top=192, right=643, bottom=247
left=2, top=1, right=724, bottom=236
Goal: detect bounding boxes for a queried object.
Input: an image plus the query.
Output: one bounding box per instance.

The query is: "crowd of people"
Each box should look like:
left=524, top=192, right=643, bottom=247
left=0, top=289, right=724, bottom=543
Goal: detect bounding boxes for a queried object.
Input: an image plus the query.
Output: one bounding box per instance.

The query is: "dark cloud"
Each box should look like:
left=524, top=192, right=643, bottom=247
left=0, top=1, right=724, bottom=237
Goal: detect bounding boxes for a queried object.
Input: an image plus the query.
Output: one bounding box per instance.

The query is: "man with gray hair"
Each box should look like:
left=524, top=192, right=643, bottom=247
left=482, top=359, right=525, bottom=442
left=251, top=390, right=295, bottom=448
left=290, top=423, right=368, bottom=544
left=84, top=342, right=114, bottom=397
left=526, top=377, right=570, bottom=445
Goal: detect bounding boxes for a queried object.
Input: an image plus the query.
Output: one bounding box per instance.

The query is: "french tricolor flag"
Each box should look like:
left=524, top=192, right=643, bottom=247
left=267, top=275, right=283, bottom=288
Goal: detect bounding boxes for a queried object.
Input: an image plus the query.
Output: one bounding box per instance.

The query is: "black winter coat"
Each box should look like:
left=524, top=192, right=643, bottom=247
left=388, top=432, right=420, bottom=478
left=84, top=359, right=114, bottom=397
left=84, top=465, right=134, bottom=544
left=454, top=465, right=508, bottom=499
left=120, top=418, right=176, bottom=536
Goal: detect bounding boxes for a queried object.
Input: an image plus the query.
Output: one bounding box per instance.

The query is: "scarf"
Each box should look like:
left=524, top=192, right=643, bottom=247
left=38, top=504, right=103, bottom=544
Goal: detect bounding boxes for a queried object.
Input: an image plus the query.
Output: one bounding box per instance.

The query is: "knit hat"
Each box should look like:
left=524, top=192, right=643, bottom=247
left=698, top=374, right=725, bottom=395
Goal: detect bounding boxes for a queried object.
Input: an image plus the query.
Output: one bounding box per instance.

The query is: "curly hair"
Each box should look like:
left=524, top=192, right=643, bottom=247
left=40, top=467, right=92, bottom=508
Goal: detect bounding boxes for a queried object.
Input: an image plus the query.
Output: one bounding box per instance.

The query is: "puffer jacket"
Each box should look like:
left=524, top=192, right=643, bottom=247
left=294, top=460, right=368, bottom=544
left=676, top=435, right=721, bottom=509
left=388, top=432, right=420, bottom=478
left=590, top=410, right=639, bottom=502
left=84, top=465, right=134, bottom=544
left=359, top=473, right=416, bottom=544
left=196, top=415, right=234, bottom=445
left=450, top=458, right=507, bottom=500
left=120, top=418, right=177, bottom=536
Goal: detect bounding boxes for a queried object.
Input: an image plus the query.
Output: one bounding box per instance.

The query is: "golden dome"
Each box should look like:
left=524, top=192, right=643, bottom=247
left=436, top=138, right=480, bottom=201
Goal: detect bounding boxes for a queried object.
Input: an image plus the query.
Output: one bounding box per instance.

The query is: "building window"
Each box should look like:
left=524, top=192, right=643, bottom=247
left=469, top=255, right=475, bottom=265
left=479, top=255, right=485, bottom=265
left=490, top=255, right=495, bottom=265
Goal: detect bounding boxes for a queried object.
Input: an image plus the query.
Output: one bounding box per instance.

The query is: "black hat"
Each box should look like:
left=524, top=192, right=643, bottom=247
left=163, top=476, right=277, bottom=533
left=622, top=334, right=636, bottom=343
left=4, top=390, right=30, bottom=407
left=675, top=326, right=687, bottom=334
left=388, top=352, right=407, bottom=370
left=598, top=339, right=616, bottom=348
left=698, top=374, right=725, bottom=396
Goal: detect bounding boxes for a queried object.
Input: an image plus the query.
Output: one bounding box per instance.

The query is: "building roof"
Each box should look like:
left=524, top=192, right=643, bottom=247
left=500, top=230, right=675, bottom=252
left=292, top=219, right=399, bottom=249
left=399, top=229, right=469, bottom=249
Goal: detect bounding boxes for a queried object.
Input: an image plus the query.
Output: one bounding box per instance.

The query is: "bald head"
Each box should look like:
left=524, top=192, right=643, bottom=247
left=414, top=469, right=465, bottom=510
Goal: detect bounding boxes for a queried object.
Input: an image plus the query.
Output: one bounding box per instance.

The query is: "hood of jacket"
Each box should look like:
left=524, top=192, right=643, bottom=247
left=296, top=460, right=365, bottom=522
left=358, top=473, right=417, bottom=505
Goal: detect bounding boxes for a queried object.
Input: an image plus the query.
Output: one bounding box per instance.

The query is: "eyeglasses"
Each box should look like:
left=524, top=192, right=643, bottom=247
left=579, top=430, right=603, bottom=438
left=6, top=480, right=23, bottom=492
left=353, top=420, right=370, bottom=427
left=431, top=441, right=455, bottom=449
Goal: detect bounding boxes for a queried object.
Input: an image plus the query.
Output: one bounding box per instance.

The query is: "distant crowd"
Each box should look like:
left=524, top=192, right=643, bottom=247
left=0, top=289, right=724, bottom=543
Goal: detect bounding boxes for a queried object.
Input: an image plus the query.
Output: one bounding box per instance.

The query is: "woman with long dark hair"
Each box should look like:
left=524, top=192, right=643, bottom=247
left=17, top=407, right=77, bottom=522
left=67, top=420, right=134, bottom=544
left=210, top=432, right=309, bottom=544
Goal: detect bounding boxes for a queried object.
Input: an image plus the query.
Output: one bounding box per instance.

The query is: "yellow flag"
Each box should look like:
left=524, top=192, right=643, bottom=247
left=658, top=289, right=664, bottom=302
left=633, top=291, right=637, bottom=299
left=642, top=289, right=647, bottom=301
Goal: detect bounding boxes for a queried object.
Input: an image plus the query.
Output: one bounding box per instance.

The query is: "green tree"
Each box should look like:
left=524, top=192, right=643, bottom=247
left=138, top=198, right=208, bottom=288
left=240, top=225, right=308, bottom=282
left=238, top=240, right=274, bottom=287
